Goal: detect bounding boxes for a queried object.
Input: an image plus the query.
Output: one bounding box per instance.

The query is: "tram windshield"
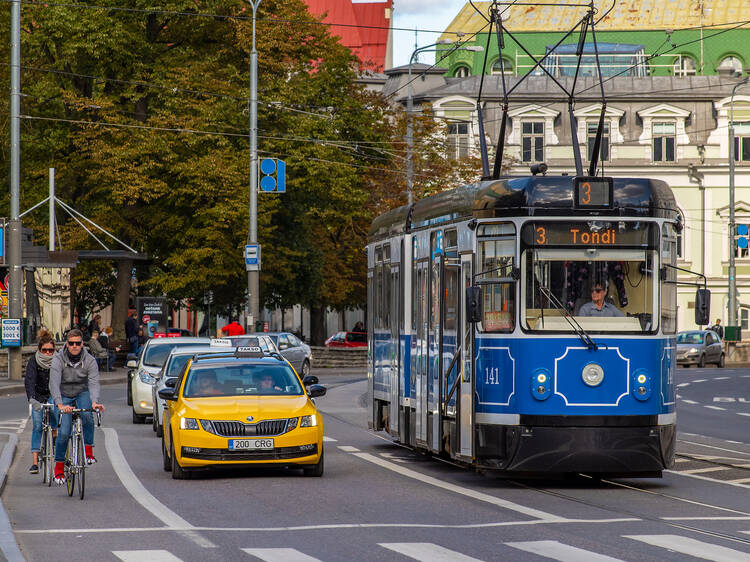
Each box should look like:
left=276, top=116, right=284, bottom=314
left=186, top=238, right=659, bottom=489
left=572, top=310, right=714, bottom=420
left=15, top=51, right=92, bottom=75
left=520, top=221, right=659, bottom=334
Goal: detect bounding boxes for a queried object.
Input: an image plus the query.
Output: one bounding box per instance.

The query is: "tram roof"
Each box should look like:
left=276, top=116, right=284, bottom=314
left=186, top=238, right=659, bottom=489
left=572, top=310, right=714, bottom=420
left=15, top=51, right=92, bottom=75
left=369, top=176, right=677, bottom=240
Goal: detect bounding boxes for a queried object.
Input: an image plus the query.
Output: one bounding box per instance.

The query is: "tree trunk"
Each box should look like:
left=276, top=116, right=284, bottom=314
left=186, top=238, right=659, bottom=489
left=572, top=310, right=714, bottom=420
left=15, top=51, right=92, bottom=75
left=309, top=304, right=327, bottom=346
left=112, top=258, right=133, bottom=341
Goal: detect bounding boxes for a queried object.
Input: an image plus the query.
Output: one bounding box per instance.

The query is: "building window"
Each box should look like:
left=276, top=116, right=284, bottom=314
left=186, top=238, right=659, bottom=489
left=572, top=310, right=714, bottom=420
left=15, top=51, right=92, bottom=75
left=742, top=308, right=749, bottom=330
left=454, top=65, right=470, bottom=78
left=676, top=228, right=683, bottom=259
left=446, top=122, right=470, bottom=159
left=521, top=121, right=544, bottom=162
left=653, top=122, right=676, bottom=162
left=673, top=56, right=696, bottom=76
left=720, top=56, right=743, bottom=75
left=587, top=122, right=609, bottom=161
left=490, top=58, right=513, bottom=76
left=736, top=223, right=750, bottom=258
left=733, top=123, right=750, bottom=161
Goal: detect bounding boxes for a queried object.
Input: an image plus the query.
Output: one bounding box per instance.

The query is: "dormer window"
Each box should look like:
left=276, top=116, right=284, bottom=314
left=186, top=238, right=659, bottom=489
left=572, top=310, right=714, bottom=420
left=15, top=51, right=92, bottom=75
left=653, top=122, right=676, bottom=162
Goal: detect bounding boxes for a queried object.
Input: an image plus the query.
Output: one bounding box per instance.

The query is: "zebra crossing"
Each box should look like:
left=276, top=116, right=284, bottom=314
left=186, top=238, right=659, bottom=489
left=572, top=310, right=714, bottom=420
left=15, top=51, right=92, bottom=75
left=111, top=535, right=750, bottom=562
left=0, top=417, right=27, bottom=434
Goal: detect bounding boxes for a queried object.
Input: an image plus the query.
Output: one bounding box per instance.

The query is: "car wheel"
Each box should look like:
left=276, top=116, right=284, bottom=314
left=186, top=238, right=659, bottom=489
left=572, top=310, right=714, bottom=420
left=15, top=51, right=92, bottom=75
left=171, top=433, right=187, bottom=480
left=698, top=354, right=705, bottom=368
left=132, top=409, right=147, bottom=424
left=303, top=450, right=324, bottom=477
left=301, top=360, right=311, bottom=377
left=718, top=353, right=725, bottom=368
left=162, top=433, right=171, bottom=472
left=127, top=381, right=133, bottom=406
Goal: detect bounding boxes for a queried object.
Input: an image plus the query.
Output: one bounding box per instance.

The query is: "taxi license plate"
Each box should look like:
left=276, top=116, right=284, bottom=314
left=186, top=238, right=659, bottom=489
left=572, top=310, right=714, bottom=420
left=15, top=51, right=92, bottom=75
left=228, top=438, right=274, bottom=450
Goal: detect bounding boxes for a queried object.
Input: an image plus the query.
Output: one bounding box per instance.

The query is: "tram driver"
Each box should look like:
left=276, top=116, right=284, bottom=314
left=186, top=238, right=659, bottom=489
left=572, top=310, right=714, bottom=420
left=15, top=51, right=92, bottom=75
left=578, top=281, right=624, bottom=317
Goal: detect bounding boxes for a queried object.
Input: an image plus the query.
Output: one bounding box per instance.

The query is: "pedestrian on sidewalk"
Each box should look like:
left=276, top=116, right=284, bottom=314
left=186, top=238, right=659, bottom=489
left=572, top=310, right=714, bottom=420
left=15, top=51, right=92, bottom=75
left=24, top=332, right=59, bottom=474
left=710, top=318, right=724, bottom=340
left=88, top=330, right=114, bottom=371
left=125, top=310, right=140, bottom=356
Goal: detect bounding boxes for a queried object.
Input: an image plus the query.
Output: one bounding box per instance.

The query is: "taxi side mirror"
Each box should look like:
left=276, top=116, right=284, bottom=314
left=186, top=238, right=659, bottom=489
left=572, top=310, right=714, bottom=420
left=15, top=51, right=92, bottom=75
left=126, top=360, right=137, bottom=369
left=165, top=378, right=177, bottom=388
left=308, top=384, right=326, bottom=398
left=158, top=388, right=177, bottom=401
left=302, top=375, right=319, bottom=386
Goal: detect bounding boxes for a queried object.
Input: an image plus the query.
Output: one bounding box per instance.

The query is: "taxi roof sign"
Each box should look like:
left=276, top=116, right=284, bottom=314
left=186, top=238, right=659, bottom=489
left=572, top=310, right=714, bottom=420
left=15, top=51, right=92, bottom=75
left=210, top=338, right=234, bottom=347
left=235, top=346, right=264, bottom=358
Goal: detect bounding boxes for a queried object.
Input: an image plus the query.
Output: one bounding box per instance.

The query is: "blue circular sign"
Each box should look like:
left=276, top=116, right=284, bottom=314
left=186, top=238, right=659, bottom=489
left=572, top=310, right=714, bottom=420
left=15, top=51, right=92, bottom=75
left=260, top=176, right=276, bottom=192
left=260, top=158, right=276, bottom=175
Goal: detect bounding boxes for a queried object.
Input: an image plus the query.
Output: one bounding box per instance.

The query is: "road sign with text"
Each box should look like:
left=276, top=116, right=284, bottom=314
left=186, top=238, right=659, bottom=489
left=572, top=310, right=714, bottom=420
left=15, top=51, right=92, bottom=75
left=245, top=244, right=261, bottom=271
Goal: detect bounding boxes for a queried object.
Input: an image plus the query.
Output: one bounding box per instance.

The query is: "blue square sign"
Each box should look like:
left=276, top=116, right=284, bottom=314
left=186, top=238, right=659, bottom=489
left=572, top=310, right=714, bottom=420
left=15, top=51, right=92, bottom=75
left=1, top=318, right=21, bottom=347
left=245, top=244, right=261, bottom=271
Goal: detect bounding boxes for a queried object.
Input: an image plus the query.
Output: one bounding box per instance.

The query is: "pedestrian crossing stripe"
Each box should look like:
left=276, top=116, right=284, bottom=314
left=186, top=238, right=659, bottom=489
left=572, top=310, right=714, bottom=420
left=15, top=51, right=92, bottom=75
left=110, top=536, right=750, bottom=562
left=0, top=417, right=27, bottom=434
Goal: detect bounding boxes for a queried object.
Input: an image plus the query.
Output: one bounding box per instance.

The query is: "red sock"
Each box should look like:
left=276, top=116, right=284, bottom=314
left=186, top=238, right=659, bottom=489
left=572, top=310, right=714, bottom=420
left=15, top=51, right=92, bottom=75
left=54, top=462, right=64, bottom=478
left=85, top=445, right=94, bottom=458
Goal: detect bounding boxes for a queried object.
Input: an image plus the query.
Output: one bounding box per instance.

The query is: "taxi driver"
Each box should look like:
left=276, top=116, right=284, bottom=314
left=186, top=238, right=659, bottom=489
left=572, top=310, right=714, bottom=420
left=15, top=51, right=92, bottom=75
left=195, top=371, right=223, bottom=396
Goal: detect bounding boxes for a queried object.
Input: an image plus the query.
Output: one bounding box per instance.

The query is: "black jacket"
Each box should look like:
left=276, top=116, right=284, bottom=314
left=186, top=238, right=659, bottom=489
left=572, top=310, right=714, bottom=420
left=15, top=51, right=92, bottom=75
left=125, top=316, right=138, bottom=339
left=24, top=355, right=52, bottom=402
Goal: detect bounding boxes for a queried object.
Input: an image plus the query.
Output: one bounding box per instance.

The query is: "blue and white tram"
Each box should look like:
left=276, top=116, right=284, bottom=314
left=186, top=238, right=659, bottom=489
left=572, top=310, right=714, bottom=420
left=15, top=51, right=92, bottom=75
left=366, top=175, right=703, bottom=476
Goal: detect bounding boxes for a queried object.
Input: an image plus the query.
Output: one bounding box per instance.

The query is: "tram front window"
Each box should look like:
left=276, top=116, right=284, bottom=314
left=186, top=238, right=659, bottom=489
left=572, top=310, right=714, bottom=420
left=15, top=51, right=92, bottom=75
left=521, top=221, right=659, bottom=333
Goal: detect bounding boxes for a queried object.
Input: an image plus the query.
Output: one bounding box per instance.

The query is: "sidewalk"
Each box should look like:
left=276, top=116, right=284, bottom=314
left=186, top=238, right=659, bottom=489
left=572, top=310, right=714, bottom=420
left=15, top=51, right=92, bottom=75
left=0, top=367, right=128, bottom=397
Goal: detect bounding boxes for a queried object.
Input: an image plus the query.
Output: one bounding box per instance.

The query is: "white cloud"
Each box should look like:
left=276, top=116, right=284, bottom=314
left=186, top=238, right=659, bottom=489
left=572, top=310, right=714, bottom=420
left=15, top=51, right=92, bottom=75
left=394, top=0, right=454, bottom=16
left=391, top=0, right=467, bottom=67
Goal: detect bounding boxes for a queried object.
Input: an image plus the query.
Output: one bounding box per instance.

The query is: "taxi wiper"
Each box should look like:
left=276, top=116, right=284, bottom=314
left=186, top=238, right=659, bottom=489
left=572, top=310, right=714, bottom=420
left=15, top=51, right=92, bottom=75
left=538, top=286, right=598, bottom=351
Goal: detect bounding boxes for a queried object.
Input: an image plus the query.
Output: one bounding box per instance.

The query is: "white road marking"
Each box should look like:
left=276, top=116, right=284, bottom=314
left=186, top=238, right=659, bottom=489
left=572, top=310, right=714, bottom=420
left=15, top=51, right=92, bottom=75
left=322, top=436, right=337, bottom=442
left=506, top=540, right=623, bottom=561
left=113, top=550, right=183, bottom=562
left=677, top=383, right=690, bottom=388
left=351, top=452, right=565, bottom=521
left=693, top=379, right=707, bottom=383
left=102, top=428, right=216, bottom=548
left=727, top=478, right=750, bottom=484
left=715, top=377, right=730, bottom=380
left=242, top=548, right=321, bottom=561
left=337, top=445, right=360, bottom=452
left=664, top=517, right=750, bottom=521
left=682, top=400, right=699, bottom=404
left=674, top=458, right=690, bottom=463
left=681, top=466, right=730, bottom=475
left=738, top=413, right=750, bottom=417
left=704, top=406, right=727, bottom=411
left=379, top=542, right=483, bottom=561
left=666, top=469, right=750, bottom=490
left=624, top=534, right=750, bottom=561
left=678, top=440, right=750, bottom=456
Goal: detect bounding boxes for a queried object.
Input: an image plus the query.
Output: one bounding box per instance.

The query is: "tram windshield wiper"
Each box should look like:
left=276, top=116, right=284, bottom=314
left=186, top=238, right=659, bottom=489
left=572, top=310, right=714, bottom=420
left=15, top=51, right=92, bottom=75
left=538, top=286, right=598, bottom=351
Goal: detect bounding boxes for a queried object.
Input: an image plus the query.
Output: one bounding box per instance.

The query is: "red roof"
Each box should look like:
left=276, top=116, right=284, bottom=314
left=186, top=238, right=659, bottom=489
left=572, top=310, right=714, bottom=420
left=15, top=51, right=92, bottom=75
left=304, top=0, right=392, bottom=71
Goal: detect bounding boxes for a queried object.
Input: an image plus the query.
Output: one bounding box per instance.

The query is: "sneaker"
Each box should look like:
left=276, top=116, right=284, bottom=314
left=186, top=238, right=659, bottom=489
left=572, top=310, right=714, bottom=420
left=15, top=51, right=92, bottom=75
left=28, top=464, right=38, bottom=474
left=85, top=445, right=97, bottom=465
left=53, top=462, right=65, bottom=485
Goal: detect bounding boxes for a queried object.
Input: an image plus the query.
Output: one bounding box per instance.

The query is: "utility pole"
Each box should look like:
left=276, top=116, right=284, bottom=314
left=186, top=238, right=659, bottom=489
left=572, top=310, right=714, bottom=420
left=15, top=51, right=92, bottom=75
left=246, top=0, right=262, bottom=333
left=49, top=168, right=55, bottom=251
left=729, top=77, right=748, bottom=330
left=8, top=0, right=23, bottom=380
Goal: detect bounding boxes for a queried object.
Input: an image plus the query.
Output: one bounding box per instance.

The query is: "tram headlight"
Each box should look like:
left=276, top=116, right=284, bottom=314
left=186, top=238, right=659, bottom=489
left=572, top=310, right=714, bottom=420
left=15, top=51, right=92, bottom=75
left=581, top=363, right=604, bottom=387
left=631, top=369, right=652, bottom=402
left=531, top=369, right=552, bottom=400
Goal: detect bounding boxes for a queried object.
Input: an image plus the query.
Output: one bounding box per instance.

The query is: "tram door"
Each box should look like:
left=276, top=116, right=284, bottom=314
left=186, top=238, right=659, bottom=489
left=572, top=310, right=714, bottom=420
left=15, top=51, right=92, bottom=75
left=458, top=254, right=474, bottom=459
left=428, top=232, right=442, bottom=453
left=414, top=259, right=429, bottom=447
left=389, top=264, right=400, bottom=436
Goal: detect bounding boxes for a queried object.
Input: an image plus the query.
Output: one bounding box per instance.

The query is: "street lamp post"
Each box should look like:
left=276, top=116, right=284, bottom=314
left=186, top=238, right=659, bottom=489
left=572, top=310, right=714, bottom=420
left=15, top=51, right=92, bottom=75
left=246, top=0, right=262, bottom=332
left=728, top=77, right=748, bottom=329
left=405, top=42, right=483, bottom=205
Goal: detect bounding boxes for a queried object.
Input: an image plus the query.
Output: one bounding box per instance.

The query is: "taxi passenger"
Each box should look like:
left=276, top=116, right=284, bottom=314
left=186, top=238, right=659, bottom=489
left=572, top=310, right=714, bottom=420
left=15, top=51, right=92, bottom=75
left=578, top=281, right=624, bottom=317
left=258, top=373, right=283, bottom=393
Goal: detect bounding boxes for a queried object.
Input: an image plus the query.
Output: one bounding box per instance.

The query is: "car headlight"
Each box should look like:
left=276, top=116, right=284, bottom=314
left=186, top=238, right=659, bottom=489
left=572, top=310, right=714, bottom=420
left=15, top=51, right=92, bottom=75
left=300, top=414, right=317, bottom=427
left=180, top=417, right=199, bottom=430
left=138, top=370, right=156, bottom=385
left=689, top=347, right=698, bottom=354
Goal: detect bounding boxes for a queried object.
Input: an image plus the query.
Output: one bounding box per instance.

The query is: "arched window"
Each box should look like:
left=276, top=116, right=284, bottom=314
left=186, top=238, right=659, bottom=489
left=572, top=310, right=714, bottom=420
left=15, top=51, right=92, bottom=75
left=490, top=58, right=513, bottom=76
left=454, top=65, right=471, bottom=78
left=673, top=56, right=696, bottom=76
left=720, top=56, right=743, bottom=75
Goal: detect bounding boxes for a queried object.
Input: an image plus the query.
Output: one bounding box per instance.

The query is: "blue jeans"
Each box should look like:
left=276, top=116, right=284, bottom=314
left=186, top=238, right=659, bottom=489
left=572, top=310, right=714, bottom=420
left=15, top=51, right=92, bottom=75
left=54, top=390, right=94, bottom=462
left=129, top=335, right=140, bottom=356
left=30, top=399, right=59, bottom=453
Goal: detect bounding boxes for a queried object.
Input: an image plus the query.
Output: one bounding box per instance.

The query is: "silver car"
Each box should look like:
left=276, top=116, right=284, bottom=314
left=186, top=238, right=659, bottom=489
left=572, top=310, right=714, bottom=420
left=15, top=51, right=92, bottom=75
left=676, top=330, right=724, bottom=368
left=251, top=332, right=312, bottom=376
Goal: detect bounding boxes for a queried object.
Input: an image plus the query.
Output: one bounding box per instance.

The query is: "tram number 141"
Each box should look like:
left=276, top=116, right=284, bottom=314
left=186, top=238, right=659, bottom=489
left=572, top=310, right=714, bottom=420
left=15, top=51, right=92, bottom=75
left=485, top=367, right=500, bottom=385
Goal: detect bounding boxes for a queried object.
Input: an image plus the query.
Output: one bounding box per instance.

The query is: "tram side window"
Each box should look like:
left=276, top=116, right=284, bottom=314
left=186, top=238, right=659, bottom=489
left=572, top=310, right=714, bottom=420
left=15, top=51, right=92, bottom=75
left=661, top=223, right=678, bottom=334
left=477, top=239, right=515, bottom=332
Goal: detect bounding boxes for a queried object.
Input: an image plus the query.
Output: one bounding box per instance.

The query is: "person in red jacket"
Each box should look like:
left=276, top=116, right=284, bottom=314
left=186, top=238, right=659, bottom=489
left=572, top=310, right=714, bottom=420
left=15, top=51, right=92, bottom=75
left=221, top=318, right=245, bottom=336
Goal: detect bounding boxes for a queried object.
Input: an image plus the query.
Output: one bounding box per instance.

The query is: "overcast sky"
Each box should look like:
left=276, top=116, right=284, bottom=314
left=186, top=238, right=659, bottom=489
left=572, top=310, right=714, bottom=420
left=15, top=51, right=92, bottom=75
left=391, top=0, right=469, bottom=68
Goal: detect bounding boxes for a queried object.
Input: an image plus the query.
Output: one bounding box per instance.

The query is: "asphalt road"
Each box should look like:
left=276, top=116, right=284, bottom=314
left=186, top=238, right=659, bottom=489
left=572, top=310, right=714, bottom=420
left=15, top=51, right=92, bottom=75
left=1, top=368, right=749, bottom=561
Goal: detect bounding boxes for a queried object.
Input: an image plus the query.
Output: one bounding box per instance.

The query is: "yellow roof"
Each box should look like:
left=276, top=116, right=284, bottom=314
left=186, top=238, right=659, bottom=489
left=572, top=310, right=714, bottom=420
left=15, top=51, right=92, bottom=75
left=441, top=0, right=750, bottom=37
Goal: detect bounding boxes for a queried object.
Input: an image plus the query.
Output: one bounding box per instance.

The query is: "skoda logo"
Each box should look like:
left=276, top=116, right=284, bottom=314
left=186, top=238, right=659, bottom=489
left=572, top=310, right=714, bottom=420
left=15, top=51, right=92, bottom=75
left=246, top=416, right=254, bottom=422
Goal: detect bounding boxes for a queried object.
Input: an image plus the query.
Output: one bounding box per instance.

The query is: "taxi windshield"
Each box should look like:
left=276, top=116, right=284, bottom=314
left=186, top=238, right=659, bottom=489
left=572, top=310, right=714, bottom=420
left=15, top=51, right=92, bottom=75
left=166, top=355, right=191, bottom=378
left=183, top=363, right=303, bottom=398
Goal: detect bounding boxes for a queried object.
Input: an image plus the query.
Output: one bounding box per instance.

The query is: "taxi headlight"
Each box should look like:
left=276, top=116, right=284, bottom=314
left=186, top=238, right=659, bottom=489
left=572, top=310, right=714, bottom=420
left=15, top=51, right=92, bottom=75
left=139, top=370, right=156, bottom=385
left=180, top=417, right=199, bottom=430
left=581, top=363, right=604, bottom=387
left=300, top=415, right=317, bottom=427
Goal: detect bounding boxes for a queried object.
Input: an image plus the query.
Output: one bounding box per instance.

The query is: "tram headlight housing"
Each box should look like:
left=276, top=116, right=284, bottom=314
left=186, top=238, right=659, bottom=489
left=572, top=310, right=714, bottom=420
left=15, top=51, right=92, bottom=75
left=581, top=363, right=604, bottom=387
left=531, top=369, right=552, bottom=400
left=631, top=369, right=652, bottom=402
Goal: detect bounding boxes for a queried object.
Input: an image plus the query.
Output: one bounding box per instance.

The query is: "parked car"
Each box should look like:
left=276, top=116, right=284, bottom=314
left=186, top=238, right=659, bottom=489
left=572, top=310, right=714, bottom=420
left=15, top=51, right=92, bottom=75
left=325, top=331, right=367, bottom=348
left=676, top=330, right=724, bottom=368
left=251, top=332, right=312, bottom=376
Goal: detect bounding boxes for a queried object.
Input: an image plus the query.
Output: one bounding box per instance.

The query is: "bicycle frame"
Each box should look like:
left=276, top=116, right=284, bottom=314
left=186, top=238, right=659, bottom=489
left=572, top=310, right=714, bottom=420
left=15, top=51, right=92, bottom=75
left=62, top=407, right=101, bottom=500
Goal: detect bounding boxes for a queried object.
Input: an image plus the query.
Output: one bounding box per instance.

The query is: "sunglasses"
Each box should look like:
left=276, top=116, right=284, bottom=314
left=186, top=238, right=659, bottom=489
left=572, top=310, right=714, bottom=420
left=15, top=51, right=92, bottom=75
left=40, top=347, right=55, bottom=354
left=68, top=341, right=83, bottom=346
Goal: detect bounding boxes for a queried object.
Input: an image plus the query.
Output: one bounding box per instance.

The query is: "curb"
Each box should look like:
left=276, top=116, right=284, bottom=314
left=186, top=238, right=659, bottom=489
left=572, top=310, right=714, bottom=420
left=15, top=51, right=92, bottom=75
left=0, top=433, right=25, bottom=562
left=0, top=374, right=128, bottom=397
left=0, top=433, right=18, bottom=495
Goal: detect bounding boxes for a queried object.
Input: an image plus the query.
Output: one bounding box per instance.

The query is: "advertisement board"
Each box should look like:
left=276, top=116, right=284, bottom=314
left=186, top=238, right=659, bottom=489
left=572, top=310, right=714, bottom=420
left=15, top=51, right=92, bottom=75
left=137, top=297, right=169, bottom=337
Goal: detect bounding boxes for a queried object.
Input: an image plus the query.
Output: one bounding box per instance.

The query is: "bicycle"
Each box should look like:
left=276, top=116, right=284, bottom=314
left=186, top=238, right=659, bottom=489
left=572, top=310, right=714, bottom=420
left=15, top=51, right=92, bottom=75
left=62, top=407, right=102, bottom=500
left=38, top=403, right=56, bottom=486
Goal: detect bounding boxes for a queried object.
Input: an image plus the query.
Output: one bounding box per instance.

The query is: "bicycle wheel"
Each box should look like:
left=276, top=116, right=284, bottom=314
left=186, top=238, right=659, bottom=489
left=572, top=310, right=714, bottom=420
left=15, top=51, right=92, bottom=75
left=45, top=428, right=54, bottom=487
left=65, top=439, right=75, bottom=497
left=40, top=426, right=52, bottom=484
left=77, top=432, right=86, bottom=500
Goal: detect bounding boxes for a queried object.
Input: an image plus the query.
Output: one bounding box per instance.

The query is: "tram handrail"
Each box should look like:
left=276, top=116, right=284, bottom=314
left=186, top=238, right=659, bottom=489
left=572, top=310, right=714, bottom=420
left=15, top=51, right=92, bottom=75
left=538, top=286, right=599, bottom=350
left=443, top=345, right=462, bottom=413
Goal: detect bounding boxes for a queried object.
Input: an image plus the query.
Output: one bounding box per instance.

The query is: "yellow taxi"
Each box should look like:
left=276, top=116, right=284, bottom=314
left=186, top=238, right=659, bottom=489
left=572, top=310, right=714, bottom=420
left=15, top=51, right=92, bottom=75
left=159, top=347, right=326, bottom=478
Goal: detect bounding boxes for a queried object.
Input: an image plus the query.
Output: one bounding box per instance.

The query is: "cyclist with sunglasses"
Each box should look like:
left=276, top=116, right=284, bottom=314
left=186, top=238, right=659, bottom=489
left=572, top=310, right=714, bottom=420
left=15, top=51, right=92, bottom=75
left=49, top=328, right=105, bottom=485
left=578, top=281, right=624, bottom=317
left=24, top=332, right=59, bottom=474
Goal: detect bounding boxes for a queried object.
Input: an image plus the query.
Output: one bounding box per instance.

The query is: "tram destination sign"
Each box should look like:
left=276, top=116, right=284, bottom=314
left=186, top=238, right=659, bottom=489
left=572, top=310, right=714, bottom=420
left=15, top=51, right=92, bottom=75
left=522, top=222, right=657, bottom=247
left=574, top=176, right=613, bottom=209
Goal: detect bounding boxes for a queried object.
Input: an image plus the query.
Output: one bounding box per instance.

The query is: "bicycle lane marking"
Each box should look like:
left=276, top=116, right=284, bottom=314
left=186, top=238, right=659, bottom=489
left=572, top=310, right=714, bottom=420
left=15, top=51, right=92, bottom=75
left=102, top=427, right=216, bottom=549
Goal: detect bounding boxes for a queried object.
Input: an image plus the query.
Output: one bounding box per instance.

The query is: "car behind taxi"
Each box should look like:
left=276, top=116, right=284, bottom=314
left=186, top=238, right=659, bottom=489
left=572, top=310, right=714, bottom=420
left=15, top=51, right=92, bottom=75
left=160, top=347, right=326, bottom=478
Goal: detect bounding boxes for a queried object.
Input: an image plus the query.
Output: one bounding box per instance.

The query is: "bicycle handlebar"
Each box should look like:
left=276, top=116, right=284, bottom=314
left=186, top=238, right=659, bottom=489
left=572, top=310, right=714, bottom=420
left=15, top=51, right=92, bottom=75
left=58, top=407, right=103, bottom=427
